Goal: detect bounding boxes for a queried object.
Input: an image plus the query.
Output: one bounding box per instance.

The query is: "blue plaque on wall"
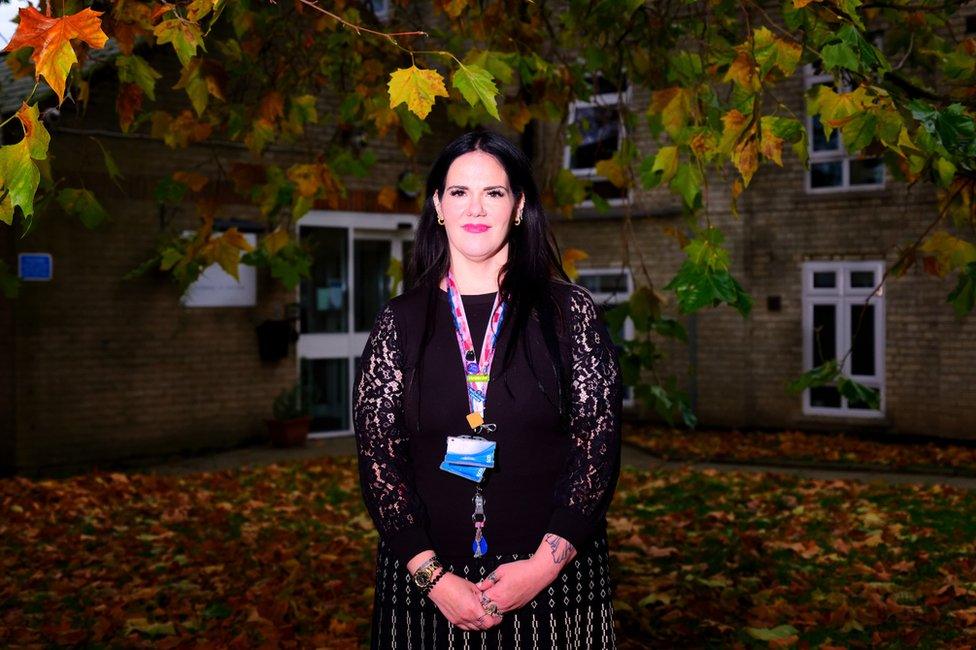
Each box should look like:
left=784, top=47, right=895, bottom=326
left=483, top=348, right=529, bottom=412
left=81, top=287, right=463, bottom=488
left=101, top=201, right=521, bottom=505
left=18, top=253, right=53, bottom=281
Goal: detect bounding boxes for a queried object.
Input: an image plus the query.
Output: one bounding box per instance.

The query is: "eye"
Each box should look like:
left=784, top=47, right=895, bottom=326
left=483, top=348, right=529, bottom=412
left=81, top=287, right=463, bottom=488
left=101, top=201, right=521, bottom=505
left=449, top=189, right=465, bottom=197
left=488, top=190, right=505, bottom=198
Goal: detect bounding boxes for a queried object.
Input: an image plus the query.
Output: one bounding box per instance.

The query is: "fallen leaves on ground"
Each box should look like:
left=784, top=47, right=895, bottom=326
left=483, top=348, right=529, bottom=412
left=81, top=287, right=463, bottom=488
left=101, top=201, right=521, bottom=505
left=2, top=457, right=976, bottom=647
left=625, top=424, right=976, bottom=475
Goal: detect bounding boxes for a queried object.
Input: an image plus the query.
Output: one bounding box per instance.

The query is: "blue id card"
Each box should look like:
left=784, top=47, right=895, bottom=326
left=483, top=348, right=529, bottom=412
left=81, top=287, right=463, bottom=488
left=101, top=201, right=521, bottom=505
left=441, top=436, right=496, bottom=482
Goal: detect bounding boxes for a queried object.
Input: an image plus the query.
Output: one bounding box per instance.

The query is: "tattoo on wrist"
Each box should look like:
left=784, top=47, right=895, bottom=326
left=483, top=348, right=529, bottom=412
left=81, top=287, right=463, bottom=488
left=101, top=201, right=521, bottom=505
left=543, top=533, right=575, bottom=564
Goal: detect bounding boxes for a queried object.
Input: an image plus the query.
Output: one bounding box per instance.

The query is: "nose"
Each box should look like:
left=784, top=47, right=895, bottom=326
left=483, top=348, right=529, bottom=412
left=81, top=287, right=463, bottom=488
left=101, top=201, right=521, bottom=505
left=466, top=194, right=486, bottom=217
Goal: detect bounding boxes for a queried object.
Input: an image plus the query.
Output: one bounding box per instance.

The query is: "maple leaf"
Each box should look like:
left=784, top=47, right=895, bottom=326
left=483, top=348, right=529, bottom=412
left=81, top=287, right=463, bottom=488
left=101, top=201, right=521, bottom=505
left=388, top=65, right=449, bottom=119
left=2, top=6, right=109, bottom=105
left=452, top=63, right=499, bottom=120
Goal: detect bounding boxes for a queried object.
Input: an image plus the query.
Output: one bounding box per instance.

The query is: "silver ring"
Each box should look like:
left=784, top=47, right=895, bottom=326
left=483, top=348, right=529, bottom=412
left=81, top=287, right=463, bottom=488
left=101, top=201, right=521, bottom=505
left=487, top=570, right=499, bottom=583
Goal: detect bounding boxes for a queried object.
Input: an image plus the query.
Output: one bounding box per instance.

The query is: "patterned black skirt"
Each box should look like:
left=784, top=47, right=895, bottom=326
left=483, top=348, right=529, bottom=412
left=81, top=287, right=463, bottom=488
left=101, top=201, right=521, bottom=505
left=368, top=531, right=616, bottom=649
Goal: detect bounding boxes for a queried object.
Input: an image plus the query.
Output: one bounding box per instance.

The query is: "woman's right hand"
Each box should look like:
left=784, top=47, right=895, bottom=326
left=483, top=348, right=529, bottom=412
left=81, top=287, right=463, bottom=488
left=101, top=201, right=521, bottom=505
left=427, top=571, right=502, bottom=632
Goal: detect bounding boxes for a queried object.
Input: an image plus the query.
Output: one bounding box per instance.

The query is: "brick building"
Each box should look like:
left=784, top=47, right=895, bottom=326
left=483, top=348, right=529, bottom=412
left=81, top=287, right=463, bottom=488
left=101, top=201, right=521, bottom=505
left=2, top=11, right=975, bottom=474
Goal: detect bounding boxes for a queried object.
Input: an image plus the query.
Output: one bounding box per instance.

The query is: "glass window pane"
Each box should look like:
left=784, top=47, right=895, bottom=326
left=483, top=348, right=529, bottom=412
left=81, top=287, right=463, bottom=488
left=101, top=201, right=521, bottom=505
left=590, top=178, right=628, bottom=201
left=811, top=115, right=840, bottom=151
left=810, top=161, right=843, bottom=188
left=354, top=239, right=392, bottom=332
left=301, top=357, right=349, bottom=432
left=810, top=385, right=841, bottom=408
left=577, top=272, right=629, bottom=294
left=402, top=240, right=415, bottom=292
left=850, top=304, right=876, bottom=376
left=813, top=271, right=836, bottom=288
left=812, top=304, right=837, bottom=367
left=300, top=227, right=348, bottom=334
left=850, top=157, right=884, bottom=185
left=569, top=105, right=620, bottom=170
left=850, top=270, right=875, bottom=288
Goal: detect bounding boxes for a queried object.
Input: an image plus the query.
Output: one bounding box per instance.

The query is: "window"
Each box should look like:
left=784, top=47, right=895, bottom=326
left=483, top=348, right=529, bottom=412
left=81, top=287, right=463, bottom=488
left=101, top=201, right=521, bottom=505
left=563, top=74, right=630, bottom=207
left=801, top=261, right=886, bottom=417
left=803, top=62, right=885, bottom=192
left=367, top=0, right=391, bottom=22
left=575, top=268, right=635, bottom=406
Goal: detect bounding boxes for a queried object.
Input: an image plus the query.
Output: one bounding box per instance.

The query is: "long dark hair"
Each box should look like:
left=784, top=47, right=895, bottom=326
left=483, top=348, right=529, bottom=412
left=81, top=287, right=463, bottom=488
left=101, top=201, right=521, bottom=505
left=406, top=129, right=572, bottom=416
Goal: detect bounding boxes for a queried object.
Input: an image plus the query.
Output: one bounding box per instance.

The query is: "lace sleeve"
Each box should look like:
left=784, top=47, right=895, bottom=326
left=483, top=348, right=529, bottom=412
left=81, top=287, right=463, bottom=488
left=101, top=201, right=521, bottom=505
left=546, top=285, right=623, bottom=550
left=353, top=302, right=432, bottom=564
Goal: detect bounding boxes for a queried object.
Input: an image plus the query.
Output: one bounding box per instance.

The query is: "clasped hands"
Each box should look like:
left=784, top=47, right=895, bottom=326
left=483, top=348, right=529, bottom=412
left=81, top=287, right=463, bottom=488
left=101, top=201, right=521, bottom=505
left=427, top=555, right=559, bottom=632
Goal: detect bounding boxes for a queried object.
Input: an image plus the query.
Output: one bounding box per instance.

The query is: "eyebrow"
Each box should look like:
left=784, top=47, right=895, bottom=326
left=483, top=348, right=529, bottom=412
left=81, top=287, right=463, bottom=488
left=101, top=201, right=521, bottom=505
left=445, top=185, right=509, bottom=192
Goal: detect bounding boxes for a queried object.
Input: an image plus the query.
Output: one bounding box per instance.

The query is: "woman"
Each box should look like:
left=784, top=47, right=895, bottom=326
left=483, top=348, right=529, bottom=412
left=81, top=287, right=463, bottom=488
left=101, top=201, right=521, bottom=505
left=353, top=129, right=622, bottom=648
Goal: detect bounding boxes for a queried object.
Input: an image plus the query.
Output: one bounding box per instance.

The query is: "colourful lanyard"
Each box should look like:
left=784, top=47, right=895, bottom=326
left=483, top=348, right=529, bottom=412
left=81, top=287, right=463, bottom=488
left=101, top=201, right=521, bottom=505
left=444, top=270, right=506, bottom=420
left=444, top=269, right=506, bottom=557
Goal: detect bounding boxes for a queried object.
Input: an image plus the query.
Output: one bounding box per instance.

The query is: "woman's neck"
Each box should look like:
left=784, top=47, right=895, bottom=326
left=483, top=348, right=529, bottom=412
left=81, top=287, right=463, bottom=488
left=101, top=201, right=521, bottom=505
left=441, top=246, right=508, bottom=294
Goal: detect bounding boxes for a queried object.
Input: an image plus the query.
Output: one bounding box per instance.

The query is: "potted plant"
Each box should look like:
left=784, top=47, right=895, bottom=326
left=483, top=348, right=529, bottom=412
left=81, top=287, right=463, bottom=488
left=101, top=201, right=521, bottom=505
left=266, top=383, right=311, bottom=447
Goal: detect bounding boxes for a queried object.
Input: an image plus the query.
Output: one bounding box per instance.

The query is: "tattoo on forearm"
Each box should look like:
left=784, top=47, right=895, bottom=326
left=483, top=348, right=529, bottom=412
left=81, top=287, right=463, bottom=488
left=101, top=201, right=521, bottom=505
left=543, top=533, right=575, bottom=564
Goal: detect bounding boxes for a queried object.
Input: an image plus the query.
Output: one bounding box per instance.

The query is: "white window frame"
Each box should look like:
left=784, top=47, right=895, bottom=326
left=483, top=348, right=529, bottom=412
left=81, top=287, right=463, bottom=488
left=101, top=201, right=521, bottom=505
left=803, top=64, right=886, bottom=194
left=562, top=75, right=632, bottom=209
left=801, top=260, right=886, bottom=418
left=576, top=267, right=635, bottom=407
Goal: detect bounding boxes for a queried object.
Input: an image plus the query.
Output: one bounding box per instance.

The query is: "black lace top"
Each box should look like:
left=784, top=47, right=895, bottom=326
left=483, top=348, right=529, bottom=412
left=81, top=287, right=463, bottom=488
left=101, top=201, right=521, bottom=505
left=353, top=280, right=622, bottom=564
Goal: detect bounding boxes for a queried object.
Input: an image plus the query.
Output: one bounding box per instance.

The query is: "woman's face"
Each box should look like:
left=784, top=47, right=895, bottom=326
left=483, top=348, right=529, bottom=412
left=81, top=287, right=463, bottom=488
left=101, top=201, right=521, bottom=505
left=434, top=150, right=523, bottom=266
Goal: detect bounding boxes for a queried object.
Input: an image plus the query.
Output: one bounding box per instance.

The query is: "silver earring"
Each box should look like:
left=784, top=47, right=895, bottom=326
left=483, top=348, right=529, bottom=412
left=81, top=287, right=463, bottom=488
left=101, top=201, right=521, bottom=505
left=514, top=210, right=522, bottom=226
left=437, top=214, right=445, bottom=225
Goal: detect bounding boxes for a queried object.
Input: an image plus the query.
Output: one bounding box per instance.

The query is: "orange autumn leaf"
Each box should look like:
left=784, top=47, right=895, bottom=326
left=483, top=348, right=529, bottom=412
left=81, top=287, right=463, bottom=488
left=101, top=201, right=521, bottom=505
left=173, top=171, right=209, bottom=192
left=377, top=186, right=398, bottom=210
left=2, top=6, right=109, bottom=105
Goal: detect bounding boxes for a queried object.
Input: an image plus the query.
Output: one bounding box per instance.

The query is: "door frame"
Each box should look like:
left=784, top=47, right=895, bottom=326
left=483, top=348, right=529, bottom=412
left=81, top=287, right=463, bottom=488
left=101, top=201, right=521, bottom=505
left=296, top=210, right=418, bottom=438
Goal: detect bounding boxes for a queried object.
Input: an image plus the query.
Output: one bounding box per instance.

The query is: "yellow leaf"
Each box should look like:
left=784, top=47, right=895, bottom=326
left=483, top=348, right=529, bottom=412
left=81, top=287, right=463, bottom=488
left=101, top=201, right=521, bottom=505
left=759, top=124, right=785, bottom=166
left=262, top=228, right=289, bottom=255
left=387, top=65, right=449, bottom=120
left=732, top=136, right=760, bottom=187
left=561, top=248, right=589, bottom=281
left=723, top=52, right=760, bottom=92
left=648, top=86, right=697, bottom=137
left=595, top=158, right=629, bottom=189
left=220, top=227, right=255, bottom=253
left=287, top=163, right=321, bottom=198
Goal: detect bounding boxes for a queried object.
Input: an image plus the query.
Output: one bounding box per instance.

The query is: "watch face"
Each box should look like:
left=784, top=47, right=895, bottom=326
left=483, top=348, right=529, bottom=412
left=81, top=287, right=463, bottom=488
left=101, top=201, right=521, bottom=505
left=415, top=573, right=431, bottom=587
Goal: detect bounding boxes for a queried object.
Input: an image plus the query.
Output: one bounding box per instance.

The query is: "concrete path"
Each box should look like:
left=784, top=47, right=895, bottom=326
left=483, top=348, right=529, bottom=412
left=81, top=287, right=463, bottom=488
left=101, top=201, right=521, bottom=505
left=139, top=435, right=976, bottom=490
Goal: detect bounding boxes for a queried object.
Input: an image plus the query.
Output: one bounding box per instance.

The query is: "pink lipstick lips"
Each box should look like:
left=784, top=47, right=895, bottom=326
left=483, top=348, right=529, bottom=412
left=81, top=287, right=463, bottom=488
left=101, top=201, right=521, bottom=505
left=462, top=224, right=489, bottom=233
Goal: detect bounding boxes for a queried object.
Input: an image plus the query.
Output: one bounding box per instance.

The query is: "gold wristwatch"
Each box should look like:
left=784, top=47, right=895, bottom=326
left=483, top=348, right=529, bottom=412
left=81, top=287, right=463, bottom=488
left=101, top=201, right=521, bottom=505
left=412, top=556, right=443, bottom=591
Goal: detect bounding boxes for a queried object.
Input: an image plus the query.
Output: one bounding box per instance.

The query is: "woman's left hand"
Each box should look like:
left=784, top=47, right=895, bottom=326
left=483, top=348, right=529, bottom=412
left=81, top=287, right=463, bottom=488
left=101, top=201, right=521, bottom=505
left=474, top=555, right=560, bottom=614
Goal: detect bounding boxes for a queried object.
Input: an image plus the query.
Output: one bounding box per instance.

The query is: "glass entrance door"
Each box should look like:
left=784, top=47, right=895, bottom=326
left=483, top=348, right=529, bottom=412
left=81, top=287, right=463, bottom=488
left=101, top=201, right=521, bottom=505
left=297, top=211, right=416, bottom=436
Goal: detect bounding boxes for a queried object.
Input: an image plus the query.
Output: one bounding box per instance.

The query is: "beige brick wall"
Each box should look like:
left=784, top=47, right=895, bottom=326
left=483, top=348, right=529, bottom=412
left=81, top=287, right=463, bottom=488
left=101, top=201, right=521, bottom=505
left=549, top=66, right=976, bottom=440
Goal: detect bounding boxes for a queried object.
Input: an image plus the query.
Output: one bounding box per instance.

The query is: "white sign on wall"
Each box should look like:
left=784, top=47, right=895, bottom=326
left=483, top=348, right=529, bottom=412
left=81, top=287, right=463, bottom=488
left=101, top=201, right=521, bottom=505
left=180, top=232, right=258, bottom=308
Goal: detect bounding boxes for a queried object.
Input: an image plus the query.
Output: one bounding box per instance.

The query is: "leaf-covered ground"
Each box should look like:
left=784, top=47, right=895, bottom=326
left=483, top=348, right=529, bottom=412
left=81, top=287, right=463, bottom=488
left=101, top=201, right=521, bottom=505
left=625, top=424, right=976, bottom=476
left=3, top=457, right=976, bottom=648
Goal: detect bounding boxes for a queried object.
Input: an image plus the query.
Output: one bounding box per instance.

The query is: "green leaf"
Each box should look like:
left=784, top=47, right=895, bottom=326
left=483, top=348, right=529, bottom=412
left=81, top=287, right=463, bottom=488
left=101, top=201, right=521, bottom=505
left=820, top=40, right=860, bottom=72
left=947, top=262, right=976, bottom=317
left=153, top=19, right=205, bottom=68
left=0, top=259, right=20, bottom=298
left=669, top=162, right=702, bottom=209
left=0, top=141, right=40, bottom=224
left=453, top=63, right=499, bottom=120
left=641, top=146, right=679, bottom=188
left=89, top=137, right=124, bottom=188
left=116, top=54, right=161, bottom=101
left=837, top=376, right=881, bottom=410
left=57, top=188, right=110, bottom=229
left=554, top=168, right=587, bottom=207
left=395, top=106, right=431, bottom=144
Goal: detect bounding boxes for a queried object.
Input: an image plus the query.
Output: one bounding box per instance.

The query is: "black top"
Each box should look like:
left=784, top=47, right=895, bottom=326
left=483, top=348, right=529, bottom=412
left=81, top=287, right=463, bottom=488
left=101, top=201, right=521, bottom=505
left=353, top=279, right=622, bottom=563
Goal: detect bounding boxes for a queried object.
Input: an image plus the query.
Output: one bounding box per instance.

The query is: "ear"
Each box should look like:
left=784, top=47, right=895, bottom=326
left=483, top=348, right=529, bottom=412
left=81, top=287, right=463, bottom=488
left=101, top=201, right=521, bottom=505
left=518, top=194, right=526, bottom=211
left=432, top=190, right=442, bottom=214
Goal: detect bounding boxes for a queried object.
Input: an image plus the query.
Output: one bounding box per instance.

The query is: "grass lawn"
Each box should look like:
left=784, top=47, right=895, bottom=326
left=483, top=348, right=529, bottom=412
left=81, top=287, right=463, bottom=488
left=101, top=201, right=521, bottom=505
left=2, top=457, right=975, bottom=648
